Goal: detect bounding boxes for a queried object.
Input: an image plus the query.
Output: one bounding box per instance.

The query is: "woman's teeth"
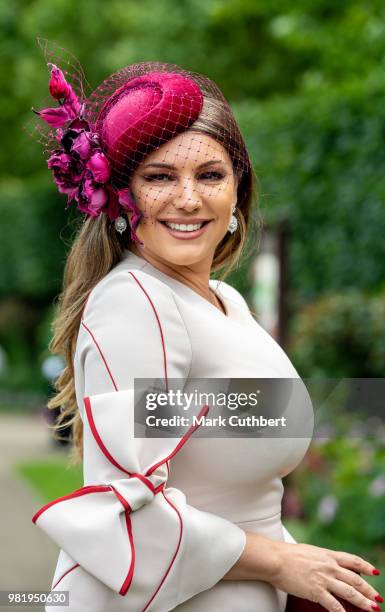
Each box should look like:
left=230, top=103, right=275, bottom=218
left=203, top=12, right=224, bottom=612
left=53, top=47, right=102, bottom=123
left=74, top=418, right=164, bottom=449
left=164, top=222, right=204, bottom=232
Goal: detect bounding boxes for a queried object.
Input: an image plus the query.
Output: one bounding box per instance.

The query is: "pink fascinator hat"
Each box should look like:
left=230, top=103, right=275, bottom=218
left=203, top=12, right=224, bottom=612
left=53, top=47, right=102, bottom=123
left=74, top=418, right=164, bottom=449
left=95, top=72, right=203, bottom=188
left=28, top=38, right=251, bottom=245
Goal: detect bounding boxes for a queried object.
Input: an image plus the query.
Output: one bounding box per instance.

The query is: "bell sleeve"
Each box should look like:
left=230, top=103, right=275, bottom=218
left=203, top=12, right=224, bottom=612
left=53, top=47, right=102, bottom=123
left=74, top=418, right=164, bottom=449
left=32, top=268, right=246, bottom=611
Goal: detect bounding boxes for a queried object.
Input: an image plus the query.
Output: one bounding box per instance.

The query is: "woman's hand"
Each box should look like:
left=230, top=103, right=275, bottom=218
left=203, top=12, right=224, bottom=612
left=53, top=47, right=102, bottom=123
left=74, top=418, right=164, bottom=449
left=271, top=541, right=382, bottom=612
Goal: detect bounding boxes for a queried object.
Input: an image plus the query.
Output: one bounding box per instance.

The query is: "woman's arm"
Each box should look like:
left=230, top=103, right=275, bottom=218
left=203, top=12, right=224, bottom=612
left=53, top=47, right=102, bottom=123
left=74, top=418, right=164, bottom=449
left=223, top=531, right=381, bottom=612
left=222, top=531, right=281, bottom=582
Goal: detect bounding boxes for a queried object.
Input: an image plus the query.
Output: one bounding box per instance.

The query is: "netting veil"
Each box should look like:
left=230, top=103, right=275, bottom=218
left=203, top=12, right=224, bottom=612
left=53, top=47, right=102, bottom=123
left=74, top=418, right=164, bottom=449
left=28, top=38, right=253, bottom=246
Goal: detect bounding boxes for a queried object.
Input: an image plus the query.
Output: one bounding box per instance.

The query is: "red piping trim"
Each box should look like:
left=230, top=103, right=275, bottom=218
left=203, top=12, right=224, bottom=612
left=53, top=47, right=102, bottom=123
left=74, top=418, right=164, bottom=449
left=81, top=320, right=118, bottom=391
left=32, top=485, right=111, bottom=523
left=110, top=486, right=132, bottom=512
left=52, top=563, right=80, bottom=589
left=110, top=485, right=135, bottom=595
left=145, top=404, right=209, bottom=477
left=120, top=512, right=135, bottom=595
left=142, top=490, right=183, bottom=611
left=84, top=396, right=131, bottom=476
left=131, top=473, right=156, bottom=494
left=128, top=271, right=169, bottom=391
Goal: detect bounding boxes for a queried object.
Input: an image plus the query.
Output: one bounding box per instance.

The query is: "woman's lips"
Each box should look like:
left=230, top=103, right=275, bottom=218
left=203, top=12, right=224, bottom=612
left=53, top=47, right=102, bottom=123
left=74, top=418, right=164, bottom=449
left=158, top=220, right=212, bottom=240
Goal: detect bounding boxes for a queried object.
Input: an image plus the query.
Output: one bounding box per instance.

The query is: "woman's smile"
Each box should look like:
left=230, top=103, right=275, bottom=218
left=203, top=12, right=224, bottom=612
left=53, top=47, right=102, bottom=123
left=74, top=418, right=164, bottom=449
left=157, top=218, right=213, bottom=240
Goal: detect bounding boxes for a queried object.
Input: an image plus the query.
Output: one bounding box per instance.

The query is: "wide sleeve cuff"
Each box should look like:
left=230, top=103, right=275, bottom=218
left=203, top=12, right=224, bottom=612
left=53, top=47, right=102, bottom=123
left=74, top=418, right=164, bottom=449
left=32, top=389, right=247, bottom=611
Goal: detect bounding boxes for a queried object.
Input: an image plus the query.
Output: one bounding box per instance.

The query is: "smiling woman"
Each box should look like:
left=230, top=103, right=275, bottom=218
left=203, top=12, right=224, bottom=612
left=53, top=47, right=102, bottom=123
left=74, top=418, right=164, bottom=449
left=126, top=130, right=241, bottom=298
left=29, top=40, right=378, bottom=612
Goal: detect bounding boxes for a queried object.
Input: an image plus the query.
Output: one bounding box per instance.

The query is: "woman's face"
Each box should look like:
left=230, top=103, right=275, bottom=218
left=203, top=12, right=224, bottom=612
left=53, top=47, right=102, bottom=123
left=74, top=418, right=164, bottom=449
left=128, top=131, right=238, bottom=267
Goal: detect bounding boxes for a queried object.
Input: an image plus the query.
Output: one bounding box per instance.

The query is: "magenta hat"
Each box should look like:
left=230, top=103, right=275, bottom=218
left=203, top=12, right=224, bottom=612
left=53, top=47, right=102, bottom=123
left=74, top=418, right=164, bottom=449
left=95, top=71, right=203, bottom=188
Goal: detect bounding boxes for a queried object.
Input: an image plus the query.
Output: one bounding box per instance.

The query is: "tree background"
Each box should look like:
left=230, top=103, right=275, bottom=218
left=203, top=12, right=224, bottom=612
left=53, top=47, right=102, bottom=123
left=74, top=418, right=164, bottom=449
left=1, top=0, right=384, bottom=586
left=2, top=0, right=385, bottom=389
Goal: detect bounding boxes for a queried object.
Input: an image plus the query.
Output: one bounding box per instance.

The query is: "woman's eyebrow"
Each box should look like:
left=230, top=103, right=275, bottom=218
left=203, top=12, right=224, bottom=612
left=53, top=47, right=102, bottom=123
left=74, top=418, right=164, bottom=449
left=142, top=160, right=225, bottom=170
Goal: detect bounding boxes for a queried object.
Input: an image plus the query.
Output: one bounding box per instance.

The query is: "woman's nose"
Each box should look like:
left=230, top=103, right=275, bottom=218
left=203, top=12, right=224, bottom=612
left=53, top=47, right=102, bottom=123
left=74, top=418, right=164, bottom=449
left=173, top=177, right=202, bottom=211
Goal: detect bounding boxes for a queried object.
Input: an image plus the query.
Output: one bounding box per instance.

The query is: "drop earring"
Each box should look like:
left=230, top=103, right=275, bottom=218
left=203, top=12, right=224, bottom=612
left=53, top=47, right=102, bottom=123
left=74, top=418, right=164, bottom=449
left=228, top=205, right=238, bottom=234
left=114, top=215, right=128, bottom=234
left=116, top=188, right=145, bottom=247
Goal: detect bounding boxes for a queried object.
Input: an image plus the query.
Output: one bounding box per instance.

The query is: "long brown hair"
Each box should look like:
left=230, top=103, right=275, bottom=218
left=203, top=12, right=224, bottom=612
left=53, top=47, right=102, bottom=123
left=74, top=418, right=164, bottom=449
left=47, top=88, right=262, bottom=466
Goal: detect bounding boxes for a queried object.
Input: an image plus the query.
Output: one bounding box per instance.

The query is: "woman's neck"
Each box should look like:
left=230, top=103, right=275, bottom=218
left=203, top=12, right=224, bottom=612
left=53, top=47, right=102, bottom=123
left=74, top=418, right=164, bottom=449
left=128, top=245, right=221, bottom=309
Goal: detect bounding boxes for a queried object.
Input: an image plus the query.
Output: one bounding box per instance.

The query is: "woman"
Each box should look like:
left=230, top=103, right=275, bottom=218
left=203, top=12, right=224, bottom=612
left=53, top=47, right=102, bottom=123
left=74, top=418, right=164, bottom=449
left=31, top=43, right=382, bottom=612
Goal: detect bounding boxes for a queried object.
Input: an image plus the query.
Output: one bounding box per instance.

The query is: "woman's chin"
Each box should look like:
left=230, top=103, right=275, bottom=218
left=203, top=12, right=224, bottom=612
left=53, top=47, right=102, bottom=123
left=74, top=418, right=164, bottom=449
left=155, top=244, right=213, bottom=267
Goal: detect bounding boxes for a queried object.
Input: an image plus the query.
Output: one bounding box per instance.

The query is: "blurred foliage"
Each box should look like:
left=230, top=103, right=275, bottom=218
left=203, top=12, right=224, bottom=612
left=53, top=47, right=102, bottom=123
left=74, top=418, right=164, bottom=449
left=288, top=288, right=385, bottom=377
left=1, top=1, right=385, bottom=380
left=239, top=82, right=385, bottom=303
left=287, top=433, right=385, bottom=591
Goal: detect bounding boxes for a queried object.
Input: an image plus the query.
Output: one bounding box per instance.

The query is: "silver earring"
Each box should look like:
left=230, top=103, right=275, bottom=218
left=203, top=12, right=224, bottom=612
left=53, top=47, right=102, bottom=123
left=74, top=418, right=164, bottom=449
left=228, top=205, right=238, bottom=234
left=114, top=215, right=127, bottom=234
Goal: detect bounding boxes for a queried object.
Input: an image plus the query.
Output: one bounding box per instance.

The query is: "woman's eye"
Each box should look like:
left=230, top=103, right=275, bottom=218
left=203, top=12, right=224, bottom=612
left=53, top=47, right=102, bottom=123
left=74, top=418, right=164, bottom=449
left=199, top=171, right=225, bottom=180
left=143, top=173, right=173, bottom=182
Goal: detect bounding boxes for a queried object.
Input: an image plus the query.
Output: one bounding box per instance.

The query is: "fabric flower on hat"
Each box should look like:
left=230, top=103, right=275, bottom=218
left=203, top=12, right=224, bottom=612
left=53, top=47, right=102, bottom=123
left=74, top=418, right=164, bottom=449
left=33, top=63, right=123, bottom=223
left=33, top=63, right=82, bottom=127
left=76, top=152, right=111, bottom=217
left=31, top=52, right=207, bottom=246
left=47, top=151, right=85, bottom=203
left=62, top=128, right=93, bottom=160
left=48, top=63, right=72, bottom=100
